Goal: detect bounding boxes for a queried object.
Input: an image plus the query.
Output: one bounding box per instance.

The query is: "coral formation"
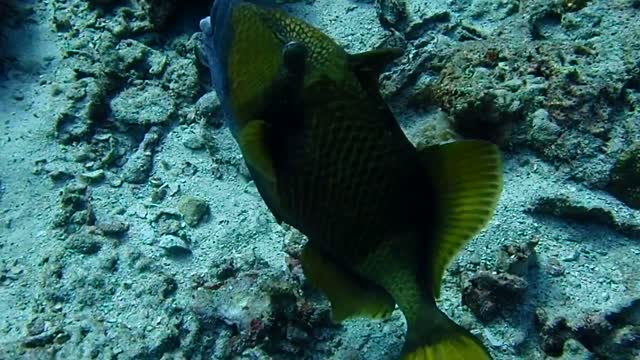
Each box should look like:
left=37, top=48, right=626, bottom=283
left=409, top=42, right=529, bottom=143
left=191, top=254, right=336, bottom=358
left=528, top=194, right=640, bottom=237
left=462, top=271, right=528, bottom=322
left=495, top=240, right=538, bottom=278
left=535, top=298, right=640, bottom=358
left=53, top=183, right=95, bottom=234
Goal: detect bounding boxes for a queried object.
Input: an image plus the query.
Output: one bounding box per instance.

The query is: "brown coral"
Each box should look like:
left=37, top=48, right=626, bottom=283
left=608, top=142, right=640, bottom=209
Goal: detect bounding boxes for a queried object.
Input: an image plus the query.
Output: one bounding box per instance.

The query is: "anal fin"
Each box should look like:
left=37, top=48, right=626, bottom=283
left=300, top=243, right=396, bottom=322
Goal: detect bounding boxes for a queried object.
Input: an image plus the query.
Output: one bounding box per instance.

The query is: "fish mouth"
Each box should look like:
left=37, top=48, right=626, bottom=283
left=199, top=16, right=212, bottom=36
left=200, top=0, right=239, bottom=71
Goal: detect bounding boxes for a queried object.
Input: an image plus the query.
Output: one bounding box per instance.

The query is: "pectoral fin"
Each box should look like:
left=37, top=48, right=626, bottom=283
left=418, top=140, right=502, bottom=297
left=237, top=119, right=276, bottom=182
left=300, top=243, right=395, bottom=322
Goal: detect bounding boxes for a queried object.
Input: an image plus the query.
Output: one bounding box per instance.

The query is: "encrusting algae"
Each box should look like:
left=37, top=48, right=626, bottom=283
left=200, top=1, right=503, bottom=358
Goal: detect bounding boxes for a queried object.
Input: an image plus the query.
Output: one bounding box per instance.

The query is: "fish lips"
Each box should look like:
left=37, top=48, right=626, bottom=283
left=199, top=16, right=212, bottom=36
left=200, top=0, right=237, bottom=70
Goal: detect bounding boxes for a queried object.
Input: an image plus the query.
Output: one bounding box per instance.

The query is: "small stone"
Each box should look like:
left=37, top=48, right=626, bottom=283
left=215, top=260, right=237, bottom=281
left=561, top=250, right=580, bottom=262
left=534, top=309, right=571, bottom=356
left=65, top=233, right=101, bottom=255
left=158, top=235, right=192, bottom=260
left=110, top=177, right=123, bottom=187
left=167, top=183, right=180, bottom=196
left=54, top=78, right=107, bottom=144
left=462, top=271, right=528, bottom=322
left=495, top=241, right=537, bottom=277
left=528, top=109, right=561, bottom=147
left=53, top=332, right=70, bottom=344
left=25, top=317, right=46, bottom=337
left=502, top=78, right=523, bottom=92
left=97, top=221, right=129, bottom=238
left=78, top=169, right=105, bottom=184
left=546, top=257, right=565, bottom=277
left=163, top=245, right=192, bottom=260
left=163, top=58, right=200, bottom=101
left=572, top=313, right=613, bottom=348
left=562, top=339, right=591, bottom=358
left=182, top=134, right=205, bottom=150
left=133, top=205, right=147, bottom=219
left=195, top=91, right=222, bottom=128
left=149, top=176, right=164, bottom=188
left=22, top=330, right=60, bottom=348
left=376, top=0, right=407, bottom=28
left=160, top=276, right=178, bottom=299
left=101, top=254, right=119, bottom=272
left=528, top=195, right=616, bottom=228
left=12, top=90, right=24, bottom=101
left=180, top=161, right=198, bottom=176
left=150, top=187, right=167, bottom=203
left=111, top=86, right=176, bottom=126
left=122, top=127, right=161, bottom=184
left=177, top=196, right=209, bottom=227
left=48, top=169, right=74, bottom=182
left=286, top=325, right=309, bottom=344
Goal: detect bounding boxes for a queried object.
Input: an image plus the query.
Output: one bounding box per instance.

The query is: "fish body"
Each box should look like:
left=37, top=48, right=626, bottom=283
left=201, top=2, right=502, bottom=359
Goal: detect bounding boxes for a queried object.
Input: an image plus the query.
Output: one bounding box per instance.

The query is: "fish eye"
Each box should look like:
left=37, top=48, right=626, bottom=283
left=283, top=41, right=308, bottom=73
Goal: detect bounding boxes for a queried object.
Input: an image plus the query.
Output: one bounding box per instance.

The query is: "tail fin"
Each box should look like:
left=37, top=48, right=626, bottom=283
left=402, top=305, right=492, bottom=360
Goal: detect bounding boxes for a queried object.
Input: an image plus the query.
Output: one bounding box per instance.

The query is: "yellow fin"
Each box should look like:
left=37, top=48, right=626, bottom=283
left=402, top=304, right=492, bottom=360
left=237, top=120, right=276, bottom=183
left=300, top=243, right=395, bottom=322
left=418, top=140, right=502, bottom=297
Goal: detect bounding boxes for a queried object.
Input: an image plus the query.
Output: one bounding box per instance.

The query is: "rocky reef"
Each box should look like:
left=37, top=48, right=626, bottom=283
left=0, top=0, right=638, bottom=359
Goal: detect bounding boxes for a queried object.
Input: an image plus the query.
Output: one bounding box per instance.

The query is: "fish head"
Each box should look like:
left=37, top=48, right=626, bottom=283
left=201, top=0, right=284, bottom=135
left=200, top=0, right=353, bottom=136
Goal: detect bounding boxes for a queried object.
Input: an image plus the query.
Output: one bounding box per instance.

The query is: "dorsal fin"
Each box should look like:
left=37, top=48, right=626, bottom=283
left=348, top=48, right=403, bottom=95
left=348, top=48, right=404, bottom=78
left=418, top=141, right=502, bottom=297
